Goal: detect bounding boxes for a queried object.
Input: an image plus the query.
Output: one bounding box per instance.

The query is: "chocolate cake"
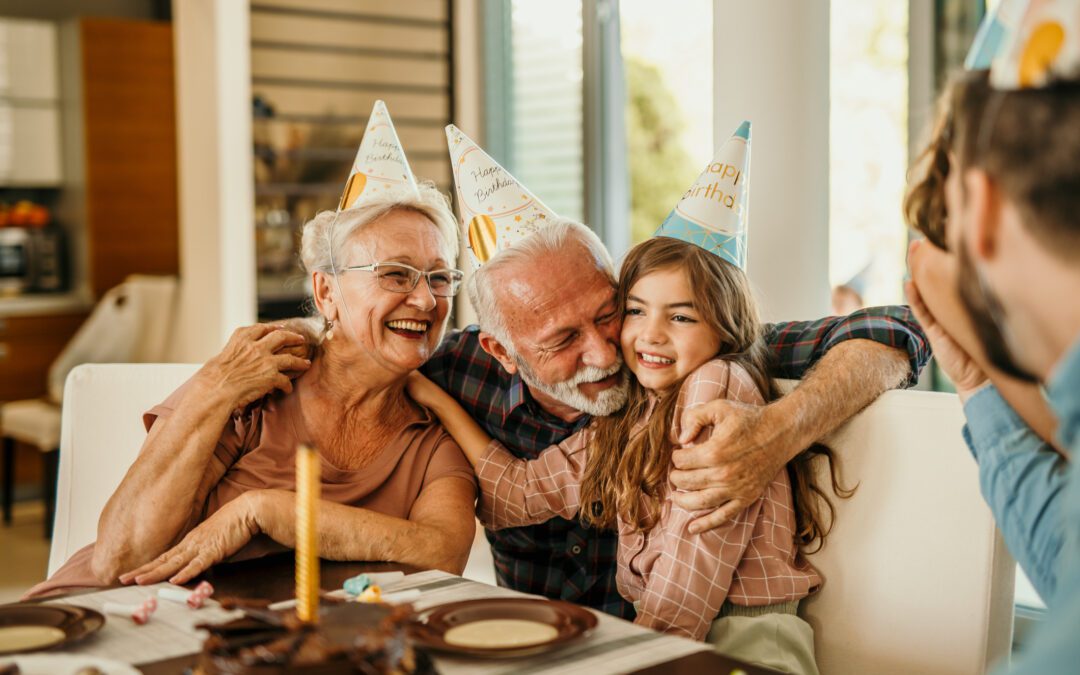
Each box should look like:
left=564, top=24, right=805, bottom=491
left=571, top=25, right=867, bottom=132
left=197, top=602, right=435, bottom=674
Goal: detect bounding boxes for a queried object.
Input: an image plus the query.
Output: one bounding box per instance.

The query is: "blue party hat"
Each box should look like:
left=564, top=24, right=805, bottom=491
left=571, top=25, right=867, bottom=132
left=653, top=121, right=751, bottom=268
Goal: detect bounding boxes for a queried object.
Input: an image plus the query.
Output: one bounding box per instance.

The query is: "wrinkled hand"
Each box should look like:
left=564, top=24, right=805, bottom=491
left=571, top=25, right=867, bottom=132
left=119, top=492, right=261, bottom=586
left=670, top=400, right=790, bottom=534
left=905, top=241, right=988, bottom=396
left=200, top=325, right=311, bottom=410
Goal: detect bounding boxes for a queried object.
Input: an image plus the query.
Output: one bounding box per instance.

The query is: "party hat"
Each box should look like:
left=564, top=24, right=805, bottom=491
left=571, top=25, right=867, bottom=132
left=445, top=124, right=558, bottom=268
left=653, top=121, right=751, bottom=269
left=338, top=100, right=418, bottom=211
left=990, top=0, right=1080, bottom=89
left=965, top=0, right=1028, bottom=69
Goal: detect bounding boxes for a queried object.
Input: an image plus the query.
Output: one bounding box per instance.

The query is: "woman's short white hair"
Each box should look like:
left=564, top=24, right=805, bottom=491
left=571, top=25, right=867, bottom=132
left=300, top=181, right=459, bottom=274
left=466, top=218, right=615, bottom=353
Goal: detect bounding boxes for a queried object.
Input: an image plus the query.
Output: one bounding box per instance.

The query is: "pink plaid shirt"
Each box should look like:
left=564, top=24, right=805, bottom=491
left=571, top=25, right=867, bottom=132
left=476, top=358, right=822, bottom=640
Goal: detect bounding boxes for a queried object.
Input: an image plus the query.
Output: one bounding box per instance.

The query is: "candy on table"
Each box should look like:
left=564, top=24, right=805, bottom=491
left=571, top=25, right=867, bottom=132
left=342, top=571, right=405, bottom=596
left=356, top=586, right=382, bottom=603
left=103, top=597, right=158, bottom=625
left=158, top=580, right=215, bottom=608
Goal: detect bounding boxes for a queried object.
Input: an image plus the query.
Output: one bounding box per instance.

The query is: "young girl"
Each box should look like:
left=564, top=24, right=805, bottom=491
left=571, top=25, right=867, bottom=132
left=410, top=236, right=846, bottom=674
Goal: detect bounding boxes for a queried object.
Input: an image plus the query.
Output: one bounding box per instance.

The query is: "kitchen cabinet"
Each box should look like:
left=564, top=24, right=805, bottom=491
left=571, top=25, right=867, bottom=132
left=0, top=18, right=62, bottom=187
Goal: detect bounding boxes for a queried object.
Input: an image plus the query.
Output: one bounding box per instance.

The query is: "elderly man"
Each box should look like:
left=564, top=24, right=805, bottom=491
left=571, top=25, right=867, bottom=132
left=906, top=59, right=1080, bottom=672
left=419, top=215, right=928, bottom=618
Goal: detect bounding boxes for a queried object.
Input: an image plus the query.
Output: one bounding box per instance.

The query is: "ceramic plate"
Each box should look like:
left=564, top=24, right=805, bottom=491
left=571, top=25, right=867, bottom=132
left=0, top=604, right=105, bottom=656
left=0, top=654, right=138, bottom=675
left=409, top=597, right=597, bottom=658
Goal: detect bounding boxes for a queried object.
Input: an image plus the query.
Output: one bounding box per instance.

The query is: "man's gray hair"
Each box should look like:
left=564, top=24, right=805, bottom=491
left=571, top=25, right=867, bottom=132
left=466, top=218, right=615, bottom=351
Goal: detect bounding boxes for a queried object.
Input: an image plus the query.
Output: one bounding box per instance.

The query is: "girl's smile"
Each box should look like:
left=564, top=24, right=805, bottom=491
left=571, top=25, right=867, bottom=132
left=620, top=267, right=722, bottom=392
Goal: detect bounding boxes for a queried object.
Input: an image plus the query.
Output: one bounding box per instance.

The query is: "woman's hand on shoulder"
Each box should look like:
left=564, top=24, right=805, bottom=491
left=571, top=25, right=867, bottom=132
left=199, top=325, right=312, bottom=410
left=118, top=490, right=265, bottom=586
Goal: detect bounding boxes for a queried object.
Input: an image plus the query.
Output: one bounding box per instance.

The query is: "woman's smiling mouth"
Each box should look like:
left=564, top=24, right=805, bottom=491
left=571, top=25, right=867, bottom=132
left=385, top=319, right=430, bottom=339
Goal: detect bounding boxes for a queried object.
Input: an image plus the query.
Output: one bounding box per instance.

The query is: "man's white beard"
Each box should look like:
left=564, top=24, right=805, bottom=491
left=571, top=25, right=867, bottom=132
left=515, top=356, right=630, bottom=417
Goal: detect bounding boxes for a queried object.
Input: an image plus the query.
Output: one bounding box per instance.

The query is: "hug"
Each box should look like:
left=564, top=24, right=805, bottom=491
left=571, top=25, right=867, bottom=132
left=14, top=4, right=1080, bottom=674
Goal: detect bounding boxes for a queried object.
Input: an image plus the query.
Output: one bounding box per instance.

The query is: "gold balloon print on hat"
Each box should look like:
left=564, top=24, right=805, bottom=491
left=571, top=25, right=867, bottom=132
left=468, top=215, right=498, bottom=263
left=338, top=172, right=368, bottom=211
left=1020, top=21, right=1066, bottom=87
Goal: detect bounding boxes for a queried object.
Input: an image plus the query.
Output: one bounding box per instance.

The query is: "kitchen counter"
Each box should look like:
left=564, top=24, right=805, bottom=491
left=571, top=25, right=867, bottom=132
left=0, top=291, right=93, bottom=318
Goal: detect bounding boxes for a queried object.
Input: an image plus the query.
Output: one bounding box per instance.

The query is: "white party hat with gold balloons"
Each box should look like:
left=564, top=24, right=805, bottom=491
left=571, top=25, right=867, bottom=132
left=990, top=0, right=1080, bottom=89
left=445, top=124, right=558, bottom=268
left=338, top=100, right=418, bottom=211
left=653, top=121, right=751, bottom=269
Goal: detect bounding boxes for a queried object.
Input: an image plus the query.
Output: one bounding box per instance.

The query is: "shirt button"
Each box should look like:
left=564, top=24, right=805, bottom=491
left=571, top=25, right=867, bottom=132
left=570, top=545, right=582, bottom=555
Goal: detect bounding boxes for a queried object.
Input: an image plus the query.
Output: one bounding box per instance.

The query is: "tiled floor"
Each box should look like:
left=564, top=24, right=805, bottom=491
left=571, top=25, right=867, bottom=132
left=0, top=500, right=51, bottom=603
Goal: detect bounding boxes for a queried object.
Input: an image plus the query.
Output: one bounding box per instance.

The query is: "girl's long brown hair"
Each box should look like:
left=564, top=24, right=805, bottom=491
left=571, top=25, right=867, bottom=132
left=579, top=237, right=853, bottom=553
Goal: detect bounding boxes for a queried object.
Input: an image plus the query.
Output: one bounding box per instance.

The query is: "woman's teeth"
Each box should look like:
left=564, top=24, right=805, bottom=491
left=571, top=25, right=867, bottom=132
left=639, top=353, right=674, bottom=365
left=386, top=320, right=429, bottom=333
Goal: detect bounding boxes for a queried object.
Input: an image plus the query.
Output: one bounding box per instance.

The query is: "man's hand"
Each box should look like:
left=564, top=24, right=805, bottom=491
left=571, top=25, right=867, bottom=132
left=199, top=325, right=311, bottom=411
left=906, top=279, right=988, bottom=399
left=904, top=243, right=988, bottom=401
left=670, top=401, right=793, bottom=534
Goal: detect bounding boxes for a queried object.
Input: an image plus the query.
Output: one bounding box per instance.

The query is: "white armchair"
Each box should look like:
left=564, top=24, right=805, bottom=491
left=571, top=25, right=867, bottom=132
left=48, top=362, right=198, bottom=576
left=802, top=388, right=1015, bottom=675
left=1, top=275, right=177, bottom=536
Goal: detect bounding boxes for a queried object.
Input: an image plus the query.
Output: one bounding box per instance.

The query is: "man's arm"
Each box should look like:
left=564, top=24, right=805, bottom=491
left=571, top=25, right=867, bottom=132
left=669, top=338, right=910, bottom=531
left=962, top=385, right=1067, bottom=601
left=764, top=305, right=931, bottom=386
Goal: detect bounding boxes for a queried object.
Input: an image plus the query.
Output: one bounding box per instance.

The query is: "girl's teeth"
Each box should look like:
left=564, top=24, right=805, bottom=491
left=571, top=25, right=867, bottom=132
left=640, top=353, right=673, bottom=364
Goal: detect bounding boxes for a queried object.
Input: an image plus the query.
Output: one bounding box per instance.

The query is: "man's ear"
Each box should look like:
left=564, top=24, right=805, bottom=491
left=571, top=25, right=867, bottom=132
left=311, top=271, right=340, bottom=325
left=477, top=331, right=518, bottom=375
left=962, top=168, right=1002, bottom=263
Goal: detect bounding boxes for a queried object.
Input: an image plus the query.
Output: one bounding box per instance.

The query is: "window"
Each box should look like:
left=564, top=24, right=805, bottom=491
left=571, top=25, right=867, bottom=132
left=829, top=0, right=909, bottom=310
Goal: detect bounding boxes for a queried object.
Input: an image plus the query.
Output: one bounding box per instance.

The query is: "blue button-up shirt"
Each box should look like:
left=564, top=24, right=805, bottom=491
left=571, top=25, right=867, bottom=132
left=963, top=338, right=1080, bottom=674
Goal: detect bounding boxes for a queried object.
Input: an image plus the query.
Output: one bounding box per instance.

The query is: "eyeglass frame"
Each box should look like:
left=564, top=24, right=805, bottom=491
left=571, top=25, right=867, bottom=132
left=338, top=261, right=465, bottom=298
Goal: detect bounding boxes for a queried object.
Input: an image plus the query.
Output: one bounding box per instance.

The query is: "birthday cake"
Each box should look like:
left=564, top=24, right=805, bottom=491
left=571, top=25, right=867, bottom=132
left=197, top=601, right=434, bottom=674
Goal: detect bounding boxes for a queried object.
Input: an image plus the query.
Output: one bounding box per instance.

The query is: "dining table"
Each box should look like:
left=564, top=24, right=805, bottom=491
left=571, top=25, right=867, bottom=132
left=32, top=553, right=781, bottom=675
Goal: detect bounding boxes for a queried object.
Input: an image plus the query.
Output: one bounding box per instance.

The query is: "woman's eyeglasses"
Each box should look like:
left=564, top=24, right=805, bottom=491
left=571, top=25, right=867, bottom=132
left=340, top=262, right=464, bottom=298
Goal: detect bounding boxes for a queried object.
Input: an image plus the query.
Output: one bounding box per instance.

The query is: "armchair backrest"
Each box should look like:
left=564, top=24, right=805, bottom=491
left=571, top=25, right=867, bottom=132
left=48, top=363, right=199, bottom=576
left=801, top=388, right=1015, bottom=674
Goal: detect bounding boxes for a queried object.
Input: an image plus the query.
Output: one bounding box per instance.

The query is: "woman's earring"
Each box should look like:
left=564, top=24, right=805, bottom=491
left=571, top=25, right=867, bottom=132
left=325, top=319, right=335, bottom=342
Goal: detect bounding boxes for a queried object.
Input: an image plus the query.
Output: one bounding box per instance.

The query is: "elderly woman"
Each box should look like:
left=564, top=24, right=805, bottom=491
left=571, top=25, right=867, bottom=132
left=26, top=183, right=476, bottom=597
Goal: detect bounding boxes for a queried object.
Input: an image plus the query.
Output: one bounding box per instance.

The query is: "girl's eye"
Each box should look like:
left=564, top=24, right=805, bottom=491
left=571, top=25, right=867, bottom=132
left=672, top=314, right=696, bottom=323
left=625, top=308, right=643, bottom=316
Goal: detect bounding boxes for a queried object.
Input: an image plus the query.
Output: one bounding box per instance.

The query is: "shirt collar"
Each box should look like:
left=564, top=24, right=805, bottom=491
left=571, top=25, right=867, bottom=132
left=500, top=371, right=530, bottom=423
left=499, top=371, right=590, bottom=432
left=1047, top=335, right=1080, bottom=451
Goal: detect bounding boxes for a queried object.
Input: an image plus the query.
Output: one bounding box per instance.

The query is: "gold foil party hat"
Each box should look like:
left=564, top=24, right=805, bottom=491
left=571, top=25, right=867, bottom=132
left=338, top=100, right=418, bottom=211
left=990, top=0, right=1080, bottom=89
left=445, top=124, right=558, bottom=268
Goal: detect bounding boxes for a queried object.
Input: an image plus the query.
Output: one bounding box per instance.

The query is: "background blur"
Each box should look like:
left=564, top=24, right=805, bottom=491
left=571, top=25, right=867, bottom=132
left=2, top=0, right=1034, bottom=636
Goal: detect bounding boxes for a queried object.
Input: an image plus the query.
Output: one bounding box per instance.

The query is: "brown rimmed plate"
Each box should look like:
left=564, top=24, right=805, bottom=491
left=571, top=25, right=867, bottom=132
left=408, top=598, right=598, bottom=658
left=0, top=604, right=105, bottom=655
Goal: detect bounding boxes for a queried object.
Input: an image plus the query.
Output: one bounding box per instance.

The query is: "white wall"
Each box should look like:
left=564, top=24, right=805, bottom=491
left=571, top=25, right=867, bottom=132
left=713, top=0, right=831, bottom=322
left=452, top=0, right=482, bottom=328
left=171, top=0, right=256, bottom=361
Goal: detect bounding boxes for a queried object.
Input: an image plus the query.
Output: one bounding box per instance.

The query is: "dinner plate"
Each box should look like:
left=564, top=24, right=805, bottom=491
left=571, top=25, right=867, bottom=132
left=0, top=604, right=105, bottom=656
left=0, top=654, right=139, bottom=675
left=409, top=598, right=598, bottom=658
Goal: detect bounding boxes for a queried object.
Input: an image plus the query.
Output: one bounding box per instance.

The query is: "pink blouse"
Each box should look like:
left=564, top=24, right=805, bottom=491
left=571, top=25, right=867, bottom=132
left=475, top=358, right=822, bottom=640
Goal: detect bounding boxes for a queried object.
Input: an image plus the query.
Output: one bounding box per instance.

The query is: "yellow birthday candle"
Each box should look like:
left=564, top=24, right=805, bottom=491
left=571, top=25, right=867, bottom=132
left=295, top=444, right=320, bottom=623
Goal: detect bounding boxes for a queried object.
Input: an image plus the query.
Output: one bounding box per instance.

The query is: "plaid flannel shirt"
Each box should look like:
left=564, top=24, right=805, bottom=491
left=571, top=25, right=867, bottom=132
left=420, top=305, right=930, bottom=619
